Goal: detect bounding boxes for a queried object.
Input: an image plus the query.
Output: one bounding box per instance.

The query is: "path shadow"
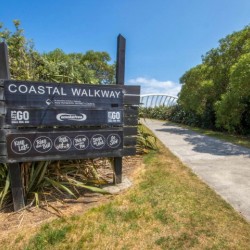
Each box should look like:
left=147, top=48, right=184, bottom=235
left=156, top=123, right=250, bottom=157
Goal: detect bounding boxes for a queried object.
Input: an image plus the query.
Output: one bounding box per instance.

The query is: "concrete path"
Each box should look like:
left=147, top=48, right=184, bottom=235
left=142, top=119, right=250, bottom=222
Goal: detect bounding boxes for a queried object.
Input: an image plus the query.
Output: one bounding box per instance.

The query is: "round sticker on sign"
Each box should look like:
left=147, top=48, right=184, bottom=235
left=107, top=134, right=121, bottom=148
left=90, top=134, right=106, bottom=149
left=54, top=135, right=72, bottom=151
left=73, top=135, right=89, bottom=150
left=33, top=136, right=53, bottom=153
left=11, top=137, right=32, bottom=155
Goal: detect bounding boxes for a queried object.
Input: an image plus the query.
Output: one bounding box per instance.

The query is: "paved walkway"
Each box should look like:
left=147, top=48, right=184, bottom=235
left=142, top=119, right=250, bottom=222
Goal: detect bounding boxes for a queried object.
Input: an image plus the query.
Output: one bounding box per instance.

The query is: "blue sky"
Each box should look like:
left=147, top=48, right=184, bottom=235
left=1, top=0, right=250, bottom=96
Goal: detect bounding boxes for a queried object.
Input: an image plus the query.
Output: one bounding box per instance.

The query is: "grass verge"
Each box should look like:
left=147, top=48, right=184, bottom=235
left=1, top=138, right=250, bottom=250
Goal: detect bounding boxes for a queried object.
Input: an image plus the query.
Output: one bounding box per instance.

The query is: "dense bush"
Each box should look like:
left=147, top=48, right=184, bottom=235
left=178, top=24, right=250, bottom=134
left=140, top=104, right=217, bottom=130
left=140, top=106, right=172, bottom=120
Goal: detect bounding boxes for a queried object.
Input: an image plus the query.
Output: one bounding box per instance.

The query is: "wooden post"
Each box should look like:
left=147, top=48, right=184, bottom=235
left=0, top=42, right=25, bottom=211
left=114, top=34, right=126, bottom=184
left=0, top=42, right=10, bottom=79
left=116, top=34, right=126, bottom=85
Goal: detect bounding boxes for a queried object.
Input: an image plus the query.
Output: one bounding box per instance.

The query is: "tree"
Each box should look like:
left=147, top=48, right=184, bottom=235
left=215, top=53, right=250, bottom=133
left=177, top=24, right=250, bottom=133
left=0, top=20, right=38, bottom=80
left=0, top=20, right=115, bottom=85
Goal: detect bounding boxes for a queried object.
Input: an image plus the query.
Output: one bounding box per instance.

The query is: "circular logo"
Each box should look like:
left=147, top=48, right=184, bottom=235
left=90, top=134, right=106, bottom=149
left=33, top=136, right=53, bottom=153
left=73, top=135, right=89, bottom=150
left=11, top=137, right=32, bottom=155
left=54, top=135, right=72, bottom=151
left=56, top=113, right=87, bottom=122
left=107, top=134, right=121, bottom=148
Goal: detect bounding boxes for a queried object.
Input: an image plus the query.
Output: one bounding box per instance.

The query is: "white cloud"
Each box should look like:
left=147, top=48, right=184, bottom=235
left=128, top=77, right=181, bottom=97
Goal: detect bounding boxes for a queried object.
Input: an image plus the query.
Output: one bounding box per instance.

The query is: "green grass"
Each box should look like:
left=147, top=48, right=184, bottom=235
left=26, top=223, right=72, bottom=250
left=2, top=140, right=250, bottom=249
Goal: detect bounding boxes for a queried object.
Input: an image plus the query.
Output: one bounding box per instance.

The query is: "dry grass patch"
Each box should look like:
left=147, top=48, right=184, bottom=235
left=1, top=140, right=250, bottom=250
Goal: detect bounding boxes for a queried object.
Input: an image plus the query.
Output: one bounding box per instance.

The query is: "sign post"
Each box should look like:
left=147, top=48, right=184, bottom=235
left=0, top=42, right=25, bottom=211
left=114, top=34, right=126, bottom=184
left=0, top=36, right=140, bottom=211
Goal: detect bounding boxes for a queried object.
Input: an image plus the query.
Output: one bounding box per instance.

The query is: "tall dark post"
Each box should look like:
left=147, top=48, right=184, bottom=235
left=0, top=42, right=25, bottom=211
left=114, top=34, right=126, bottom=184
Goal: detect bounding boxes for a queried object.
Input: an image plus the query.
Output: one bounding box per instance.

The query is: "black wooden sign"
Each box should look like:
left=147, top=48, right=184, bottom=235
left=0, top=36, right=140, bottom=211
left=5, top=108, right=123, bottom=126
left=0, top=78, right=140, bottom=163
left=6, top=129, right=123, bottom=162
left=4, top=80, right=124, bottom=108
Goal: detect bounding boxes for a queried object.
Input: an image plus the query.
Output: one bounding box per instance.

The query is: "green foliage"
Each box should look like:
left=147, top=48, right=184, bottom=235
left=0, top=164, right=10, bottom=208
left=0, top=159, right=110, bottom=209
left=26, top=223, right=72, bottom=249
left=215, top=53, right=250, bottom=133
left=178, top=24, right=250, bottom=134
left=0, top=20, right=116, bottom=209
left=139, top=106, right=173, bottom=120
left=0, top=20, right=115, bottom=84
left=137, top=125, right=158, bottom=154
left=140, top=105, right=205, bottom=128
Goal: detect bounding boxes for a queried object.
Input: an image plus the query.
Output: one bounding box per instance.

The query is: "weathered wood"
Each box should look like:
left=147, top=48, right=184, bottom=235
left=114, top=34, right=126, bottom=184
left=0, top=129, right=5, bottom=141
left=6, top=149, right=124, bottom=163
left=124, top=136, right=137, bottom=146
left=0, top=116, right=5, bottom=129
left=0, top=142, right=7, bottom=155
left=123, top=127, right=137, bottom=136
left=122, top=147, right=136, bottom=156
left=116, top=34, right=126, bottom=85
left=113, top=157, right=122, bottom=184
left=124, top=94, right=140, bottom=105
left=0, top=156, right=7, bottom=162
left=123, top=85, right=140, bottom=95
left=5, top=147, right=137, bottom=163
left=0, top=87, right=4, bottom=100
left=124, top=116, right=138, bottom=126
left=124, top=107, right=139, bottom=116
left=0, top=101, right=6, bottom=115
left=0, top=42, right=25, bottom=211
left=5, top=108, right=124, bottom=127
left=6, top=129, right=123, bottom=161
left=0, top=43, right=10, bottom=79
left=2, top=80, right=140, bottom=94
left=9, top=163, right=26, bottom=211
left=4, top=80, right=124, bottom=108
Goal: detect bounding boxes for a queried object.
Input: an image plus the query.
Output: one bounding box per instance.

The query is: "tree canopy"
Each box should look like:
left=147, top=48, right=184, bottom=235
left=178, top=24, right=250, bottom=134
left=0, top=20, right=115, bottom=84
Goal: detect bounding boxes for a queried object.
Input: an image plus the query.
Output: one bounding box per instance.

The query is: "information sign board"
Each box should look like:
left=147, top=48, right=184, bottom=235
left=4, top=80, right=124, bottom=108
left=6, top=108, right=123, bottom=126
left=6, top=129, right=123, bottom=161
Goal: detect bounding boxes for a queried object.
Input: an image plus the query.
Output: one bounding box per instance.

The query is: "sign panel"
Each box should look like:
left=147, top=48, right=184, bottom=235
left=6, top=129, right=123, bottom=160
left=4, top=80, right=124, bottom=108
left=6, top=108, right=123, bottom=126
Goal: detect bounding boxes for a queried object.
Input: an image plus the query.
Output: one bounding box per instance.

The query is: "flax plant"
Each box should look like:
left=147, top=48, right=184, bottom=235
left=0, top=159, right=110, bottom=210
